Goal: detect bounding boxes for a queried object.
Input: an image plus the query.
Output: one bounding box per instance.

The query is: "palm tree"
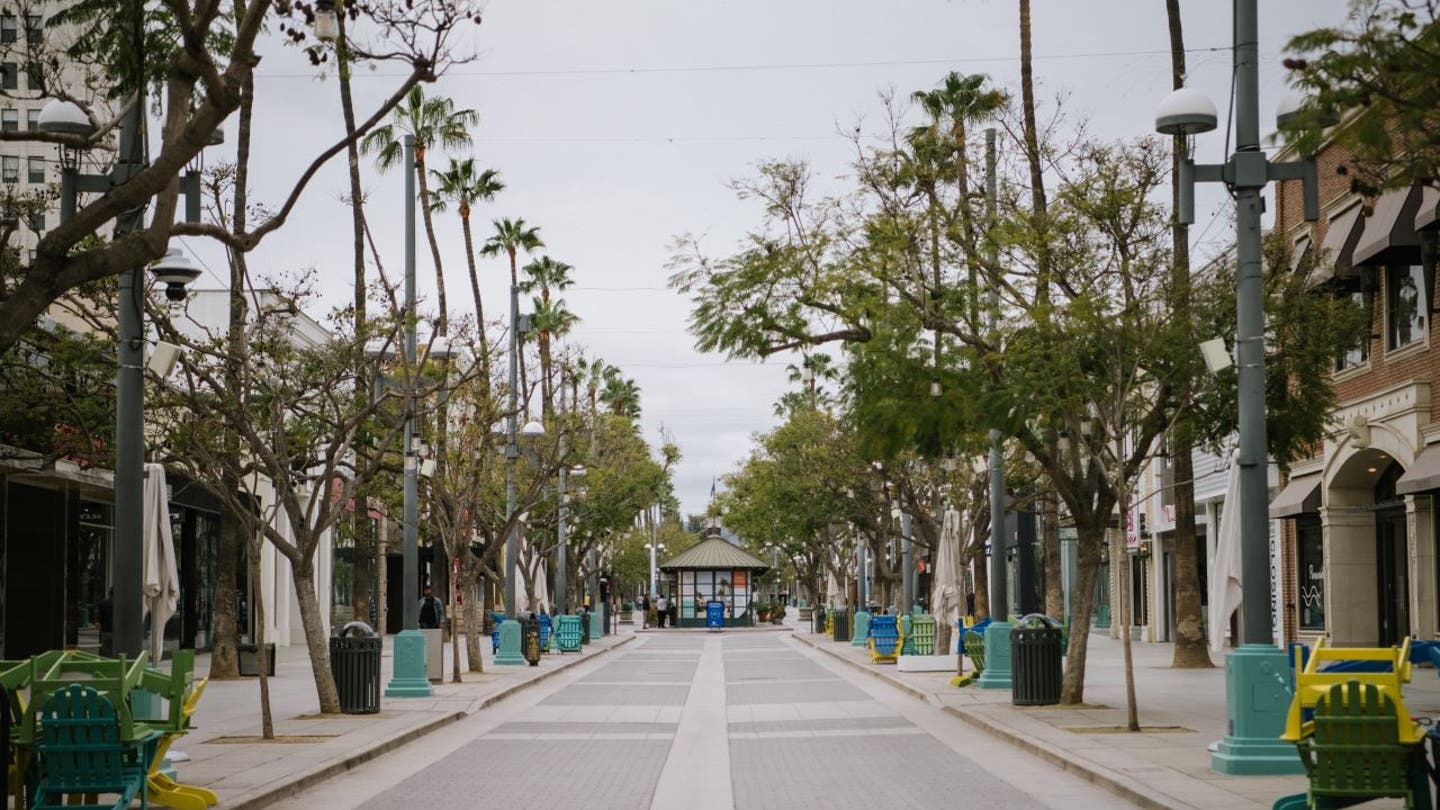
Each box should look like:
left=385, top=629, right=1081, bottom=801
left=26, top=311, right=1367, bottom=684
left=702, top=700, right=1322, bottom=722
left=432, top=159, right=506, bottom=363
left=361, top=86, right=478, bottom=334
left=520, top=256, right=577, bottom=417
left=480, top=218, right=545, bottom=414
left=600, top=367, right=641, bottom=420
left=909, top=71, right=1007, bottom=332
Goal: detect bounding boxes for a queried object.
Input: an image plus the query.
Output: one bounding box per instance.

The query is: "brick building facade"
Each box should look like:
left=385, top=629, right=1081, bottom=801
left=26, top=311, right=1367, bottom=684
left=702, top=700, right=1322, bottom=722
left=1269, top=134, right=1440, bottom=648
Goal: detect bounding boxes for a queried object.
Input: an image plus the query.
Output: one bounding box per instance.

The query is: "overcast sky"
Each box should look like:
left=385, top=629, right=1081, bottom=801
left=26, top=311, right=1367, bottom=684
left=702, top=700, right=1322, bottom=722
left=180, top=0, right=1350, bottom=517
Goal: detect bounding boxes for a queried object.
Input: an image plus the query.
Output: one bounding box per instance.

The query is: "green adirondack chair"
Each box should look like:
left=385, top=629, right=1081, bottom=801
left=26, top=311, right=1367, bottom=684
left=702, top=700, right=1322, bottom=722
left=31, top=684, right=158, bottom=810
left=950, top=630, right=987, bottom=688
left=1293, top=680, right=1426, bottom=809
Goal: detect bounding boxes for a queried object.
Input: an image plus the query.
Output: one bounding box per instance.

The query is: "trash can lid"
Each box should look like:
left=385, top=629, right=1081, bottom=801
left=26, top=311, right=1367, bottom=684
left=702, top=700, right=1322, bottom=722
left=336, top=621, right=377, bottom=637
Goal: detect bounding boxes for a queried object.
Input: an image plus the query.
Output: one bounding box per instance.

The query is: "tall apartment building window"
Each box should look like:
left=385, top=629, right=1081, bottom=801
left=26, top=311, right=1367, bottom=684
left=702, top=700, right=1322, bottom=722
left=1387, top=264, right=1426, bottom=350
left=1, top=109, right=15, bottom=132
left=25, top=107, right=36, bottom=131
left=25, top=15, right=40, bottom=45
left=1297, top=515, right=1324, bottom=630
left=1337, top=289, right=1370, bottom=369
left=1, top=63, right=17, bottom=91
left=25, top=63, right=40, bottom=91
left=27, top=210, right=42, bottom=232
left=27, top=155, right=42, bottom=183
left=0, top=15, right=15, bottom=44
left=2, top=156, right=18, bottom=183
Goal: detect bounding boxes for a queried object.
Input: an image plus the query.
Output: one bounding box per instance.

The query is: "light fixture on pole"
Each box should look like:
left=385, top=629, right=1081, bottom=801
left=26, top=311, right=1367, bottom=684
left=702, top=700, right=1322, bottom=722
left=313, top=0, right=340, bottom=42
left=41, top=92, right=209, bottom=660
left=149, top=249, right=202, bottom=302
left=1154, top=0, right=1316, bottom=775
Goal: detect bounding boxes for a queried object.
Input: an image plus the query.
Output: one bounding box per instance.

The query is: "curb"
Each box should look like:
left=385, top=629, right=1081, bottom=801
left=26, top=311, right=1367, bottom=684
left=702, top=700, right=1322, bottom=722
left=790, top=632, right=1186, bottom=810
left=228, top=634, right=635, bottom=809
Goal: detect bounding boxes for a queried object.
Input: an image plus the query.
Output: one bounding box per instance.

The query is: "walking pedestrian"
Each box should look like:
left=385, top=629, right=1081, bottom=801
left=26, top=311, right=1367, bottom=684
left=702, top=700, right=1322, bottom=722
left=418, top=585, right=445, bottom=630
left=656, top=594, right=668, bottom=628
left=640, top=593, right=652, bottom=628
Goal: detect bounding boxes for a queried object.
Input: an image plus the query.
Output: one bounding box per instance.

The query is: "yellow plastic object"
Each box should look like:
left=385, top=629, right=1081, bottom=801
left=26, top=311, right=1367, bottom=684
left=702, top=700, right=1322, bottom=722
left=1283, top=637, right=1421, bottom=744
left=147, top=677, right=219, bottom=810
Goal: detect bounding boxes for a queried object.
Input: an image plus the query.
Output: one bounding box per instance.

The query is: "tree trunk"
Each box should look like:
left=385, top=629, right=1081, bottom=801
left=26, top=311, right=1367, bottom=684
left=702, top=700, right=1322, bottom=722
left=1018, top=0, right=1050, bottom=308
left=972, top=547, right=990, bottom=621
left=539, top=330, right=552, bottom=419
left=465, top=567, right=483, bottom=673
left=292, top=565, right=341, bottom=714
left=1115, top=480, right=1140, bottom=731
left=336, top=5, right=366, bottom=336
left=351, top=522, right=373, bottom=627
left=1042, top=490, right=1064, bottom=619
left=210, top=27, right=254, bottom=683
left=1059, top=523, right=1103, bottom=705
left=1166, top=0, right=1213, bottom=671
left=209, top=518, right=240, bottom=679
left=247, top=541, right=274, bottom=738
left=415, top=153, right=447, bottom=335
left=460, top=213, right=490, bottom=382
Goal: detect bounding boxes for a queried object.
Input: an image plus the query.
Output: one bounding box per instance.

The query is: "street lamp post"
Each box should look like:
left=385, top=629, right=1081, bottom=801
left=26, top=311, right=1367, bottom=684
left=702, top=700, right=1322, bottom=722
left=38, top=98, right=206, bottom=660
left=495, top=416, right=543, bottom=665
left=1154, top=0, right=1316, bottom=775
left=384, top=134, right=434, bottom=697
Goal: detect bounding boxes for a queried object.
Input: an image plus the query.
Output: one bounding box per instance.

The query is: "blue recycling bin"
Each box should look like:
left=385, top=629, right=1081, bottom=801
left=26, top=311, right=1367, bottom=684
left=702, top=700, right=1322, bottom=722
left=705, top=600, right=725, bottom=630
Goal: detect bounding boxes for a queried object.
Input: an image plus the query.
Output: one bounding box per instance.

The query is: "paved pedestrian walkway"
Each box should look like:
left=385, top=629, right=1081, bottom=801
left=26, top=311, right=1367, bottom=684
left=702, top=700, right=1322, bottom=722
left=794, top=620, right=1440, bottom=809
left=165, top=630, right=634, bottom=809
left=271, top=624, right=1122, bottom=809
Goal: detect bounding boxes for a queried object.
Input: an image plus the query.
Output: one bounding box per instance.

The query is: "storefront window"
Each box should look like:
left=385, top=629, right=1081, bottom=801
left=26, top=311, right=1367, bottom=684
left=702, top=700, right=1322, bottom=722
left=1297, top=515, right=1324, bottom=630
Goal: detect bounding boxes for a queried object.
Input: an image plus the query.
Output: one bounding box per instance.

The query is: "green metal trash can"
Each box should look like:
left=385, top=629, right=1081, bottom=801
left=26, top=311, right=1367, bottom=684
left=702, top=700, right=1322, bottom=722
left=330, top=621, right=381, bottom=714
left=1011, top=625, right=1063, bottom=706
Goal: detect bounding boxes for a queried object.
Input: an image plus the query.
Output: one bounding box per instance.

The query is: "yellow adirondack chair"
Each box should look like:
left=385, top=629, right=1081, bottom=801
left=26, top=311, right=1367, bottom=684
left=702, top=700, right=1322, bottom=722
left=146, top=677, right=216, bottom=810
left=1283, top=637, right=1422, bottom=745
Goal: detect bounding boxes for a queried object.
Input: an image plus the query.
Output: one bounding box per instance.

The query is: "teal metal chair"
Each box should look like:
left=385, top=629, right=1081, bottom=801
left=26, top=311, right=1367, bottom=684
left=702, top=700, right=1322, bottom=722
left=31, top=684, right=158, bottom=810
left=554, top=615, right=583, bottom=653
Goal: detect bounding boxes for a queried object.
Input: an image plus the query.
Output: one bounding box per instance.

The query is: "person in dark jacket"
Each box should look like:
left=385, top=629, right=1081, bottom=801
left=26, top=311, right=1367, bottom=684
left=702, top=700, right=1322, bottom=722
left=418, top=585, right=445, bottom=629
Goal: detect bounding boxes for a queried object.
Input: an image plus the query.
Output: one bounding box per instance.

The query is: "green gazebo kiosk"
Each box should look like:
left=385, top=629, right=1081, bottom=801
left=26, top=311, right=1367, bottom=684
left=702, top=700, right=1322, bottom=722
left=659, top=528, right=770, bottom=627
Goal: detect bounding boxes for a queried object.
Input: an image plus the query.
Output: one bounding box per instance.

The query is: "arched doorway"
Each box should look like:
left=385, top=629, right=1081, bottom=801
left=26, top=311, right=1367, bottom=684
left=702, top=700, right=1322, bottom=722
left=1323, top=446, right=1408, bottom=646
left=1373, top=461, right=1410, bottom=646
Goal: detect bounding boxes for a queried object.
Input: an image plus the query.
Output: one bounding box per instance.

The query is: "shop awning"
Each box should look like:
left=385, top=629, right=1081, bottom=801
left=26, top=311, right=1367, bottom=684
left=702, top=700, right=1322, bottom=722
left=1397, top=444, right=1440, bottom=495
left=1309, top=203, right=1365, bottom=287
left=1289, top=234, right=1311, bottom=277
left=1353, top=186, right=1425, bottom=266
left=1269, top=472, right=1321, bottom=518
left=1416, top=186, right=1439, bottom=231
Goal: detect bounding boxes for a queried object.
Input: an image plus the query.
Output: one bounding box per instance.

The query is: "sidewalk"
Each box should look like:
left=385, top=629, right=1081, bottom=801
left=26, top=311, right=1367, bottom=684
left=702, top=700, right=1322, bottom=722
left=792, top=624, right=1440, bottom=809
left=168, top=629, right=633, bottom=809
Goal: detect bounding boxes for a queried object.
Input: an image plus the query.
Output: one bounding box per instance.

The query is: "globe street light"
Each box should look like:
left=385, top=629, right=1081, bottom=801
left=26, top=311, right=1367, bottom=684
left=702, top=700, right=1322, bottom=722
left=1153, top=0, right=1317, bottom=775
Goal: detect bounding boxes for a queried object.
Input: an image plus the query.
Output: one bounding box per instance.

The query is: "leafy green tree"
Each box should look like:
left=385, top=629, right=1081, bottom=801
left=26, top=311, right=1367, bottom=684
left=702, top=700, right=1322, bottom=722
left=0, top=1, right=473, bottom=357
left=1284, top=1, right=1440, bottom=194
left=362, top=85, right=479, bottom=333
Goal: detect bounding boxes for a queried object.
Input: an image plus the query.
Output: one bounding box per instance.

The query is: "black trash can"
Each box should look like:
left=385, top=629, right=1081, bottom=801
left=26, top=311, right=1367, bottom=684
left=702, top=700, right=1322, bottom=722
left=330, top=622, right=381, bottom=714
left=579, top=611, right=591, bottom=646
left=1011, top=625, right=1063, bottom=706
left=833, top=611, right=851, bottom=643
left=522, top=616, right=542, bottom=666
left=813, top=608, right=825, bottom=634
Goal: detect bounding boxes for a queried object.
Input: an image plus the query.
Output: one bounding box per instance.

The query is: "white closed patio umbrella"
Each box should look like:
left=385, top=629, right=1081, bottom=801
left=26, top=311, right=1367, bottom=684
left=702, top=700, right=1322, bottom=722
left=931, top=509, right=964, bottom=653
left=142, top=463, right=180, bottom=662
left=1208, top=450, right=1243, bottom=655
